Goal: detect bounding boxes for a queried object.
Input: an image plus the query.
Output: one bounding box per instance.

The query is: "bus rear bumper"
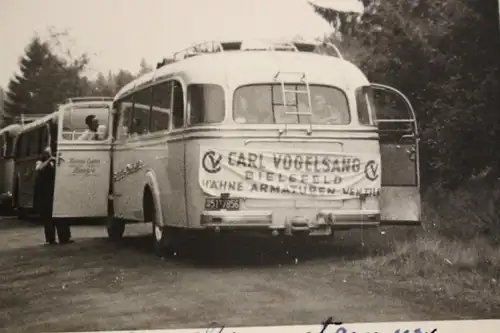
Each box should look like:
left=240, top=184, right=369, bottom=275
left=199, top=210, right=381, bottom=235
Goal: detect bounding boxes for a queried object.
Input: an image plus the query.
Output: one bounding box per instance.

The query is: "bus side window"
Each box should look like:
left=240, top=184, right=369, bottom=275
left=14, top=134, right=23, bottom=159
left=188, top=84, right=225, bottom=126
left=355, top=86, right=376, bottom=126
left=111, top=102, right=121, bottom=140
left=131, top=87, right=152, bottom=136
left=0, top=134, right=5, bottom=157
left=120, top=95, right=133, bottom=139
left=172, top=81, right=185, bottom=129
left=49, top=120, right=58, bottom=154
left=18, top=133, right=28, bottom=159
left=32, top=130, right=40, bottom=157
left=40, top=125, right=49, bottom=152
left=24, top=131, right=33, bottom=157
left=151, top=81, right=171, bottom=132
left=5, top=134, right=13, bottom=157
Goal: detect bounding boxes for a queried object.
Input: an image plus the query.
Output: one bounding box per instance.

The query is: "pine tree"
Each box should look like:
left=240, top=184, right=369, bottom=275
left=0, top=87, right=5, bottom=128
left=138, top=58, right=153, bottom=76
left=3, top=36, right=88, bottom=121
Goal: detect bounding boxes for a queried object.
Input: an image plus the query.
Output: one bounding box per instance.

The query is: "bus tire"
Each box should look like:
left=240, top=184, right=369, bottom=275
left=149, top=202, right=176, bottom=258
left=0, top=198, right=13, bottom=215
left=106, top=217, right=125, bottom=241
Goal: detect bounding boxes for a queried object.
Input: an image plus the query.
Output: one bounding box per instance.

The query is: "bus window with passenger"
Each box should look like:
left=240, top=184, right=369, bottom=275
left=60, top=100, right=113, bottom=141
left=233, top=84, right=350, bottom=125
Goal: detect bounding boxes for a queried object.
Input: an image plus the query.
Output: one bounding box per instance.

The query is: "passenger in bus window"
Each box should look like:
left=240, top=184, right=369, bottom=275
left=312, top=95, right=342, bottom=124
left=235, top=95, right=271, bottom=124
left=130, top=118, right=141, bottom=137
left=120, top=126, right=129, bottom=138
left=97, top=124, right=107, bottom=139
left=78, top=115, right=101, bottom=140
left=34, top=148, right=73, bottom=245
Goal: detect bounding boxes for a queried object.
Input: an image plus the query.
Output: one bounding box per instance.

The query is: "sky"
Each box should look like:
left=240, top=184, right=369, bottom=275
left=0, top=0, right=364, bottom=89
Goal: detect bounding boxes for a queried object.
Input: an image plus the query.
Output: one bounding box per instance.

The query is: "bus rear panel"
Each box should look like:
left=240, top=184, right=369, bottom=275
left=183, top=67, right=382, bottom=236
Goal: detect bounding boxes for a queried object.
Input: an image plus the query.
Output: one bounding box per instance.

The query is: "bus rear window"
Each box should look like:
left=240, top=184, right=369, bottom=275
left=188, top=84, right=225, bottom=125
left=233, top=84, right=350, bottom=125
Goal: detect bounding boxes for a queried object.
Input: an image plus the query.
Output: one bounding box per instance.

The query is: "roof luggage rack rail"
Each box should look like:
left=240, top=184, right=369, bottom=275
left=154, top=38, right=344, bottom=69
left=65, top=96, right=114, bottom=104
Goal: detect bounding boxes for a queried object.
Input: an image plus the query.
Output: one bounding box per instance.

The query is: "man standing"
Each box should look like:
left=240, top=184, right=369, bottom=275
left=34, top=148, right=73, bottom=245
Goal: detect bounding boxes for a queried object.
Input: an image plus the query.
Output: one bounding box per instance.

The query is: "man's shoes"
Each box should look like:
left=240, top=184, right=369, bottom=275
left=59, top=239, right=74, bottom=244
left=45, top=240, right=57, bottom=245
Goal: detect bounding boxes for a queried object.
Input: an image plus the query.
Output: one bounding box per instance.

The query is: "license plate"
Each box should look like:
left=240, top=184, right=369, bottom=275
left=205, top=198, right=240, bottom=211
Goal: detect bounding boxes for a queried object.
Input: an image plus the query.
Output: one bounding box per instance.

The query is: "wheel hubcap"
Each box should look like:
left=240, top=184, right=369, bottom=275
left=154, top=224, right=162, bottom=242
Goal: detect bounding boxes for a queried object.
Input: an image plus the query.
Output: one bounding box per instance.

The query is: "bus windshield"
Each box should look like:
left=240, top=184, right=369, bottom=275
left=233, top=84, right=351, bottom=125
left=61, top=103, right=111, bottom=140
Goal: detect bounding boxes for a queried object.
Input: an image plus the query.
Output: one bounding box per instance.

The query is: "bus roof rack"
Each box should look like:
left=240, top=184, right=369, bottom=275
left=14, top=113, right=47, bottom=126
left=156, top=39, right=343, bottom=69
left=64, top=96, right=114, bottom=104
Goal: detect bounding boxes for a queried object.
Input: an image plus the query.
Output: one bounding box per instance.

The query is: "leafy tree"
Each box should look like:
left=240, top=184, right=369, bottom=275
left=310, top=0, right=500, bottom=189
left=86, top=69, right=135, bottom=97
left=3, top=36, right=89, bottom=122
left=113, top=69, right=135, bottom=93
left=92, top=72, right=115, bottom=96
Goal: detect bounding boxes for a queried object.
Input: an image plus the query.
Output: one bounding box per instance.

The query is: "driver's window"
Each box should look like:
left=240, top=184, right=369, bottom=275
left=61, top=104, right=112, bottom=141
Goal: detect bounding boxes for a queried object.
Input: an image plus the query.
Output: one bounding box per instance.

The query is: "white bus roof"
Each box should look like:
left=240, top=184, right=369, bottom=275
left=19, top=112, right=58, bottom=133
left=0, top=124, right=22, bottom=136
left=64, top=96, right=114, bottom=104
left=115, top=39, right=369, bottom=101
left=14, top=113, right=47, bottom=125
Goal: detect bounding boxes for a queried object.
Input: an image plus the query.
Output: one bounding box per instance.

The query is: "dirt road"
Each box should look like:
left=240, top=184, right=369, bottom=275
left=0, top=216, right=479, bottom=332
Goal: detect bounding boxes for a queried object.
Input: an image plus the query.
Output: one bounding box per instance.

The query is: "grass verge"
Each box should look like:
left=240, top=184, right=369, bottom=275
left=356, top=183, right=500, bottom=315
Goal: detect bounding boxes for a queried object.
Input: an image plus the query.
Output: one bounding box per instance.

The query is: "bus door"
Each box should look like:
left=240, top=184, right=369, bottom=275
left=51, top=105, right=113, bottom=218
left=370, top=83, right=421, bottom=226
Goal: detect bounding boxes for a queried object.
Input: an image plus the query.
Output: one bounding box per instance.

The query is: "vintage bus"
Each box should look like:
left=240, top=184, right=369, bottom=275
left=0, top=123, right=22, bottom=212
left=105, top=39, right=421, bottom=256
left=13, top=97, right=114, bottom=220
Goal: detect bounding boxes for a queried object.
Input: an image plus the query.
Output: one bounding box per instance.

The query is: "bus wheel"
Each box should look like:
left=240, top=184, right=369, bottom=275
left=0, top=198, right=13, bottom=215
left=151, top=206, right=176, bottom=258
left=106, top=217, right=125, bottom=241
left=16, top=206, right=29, bottom=220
